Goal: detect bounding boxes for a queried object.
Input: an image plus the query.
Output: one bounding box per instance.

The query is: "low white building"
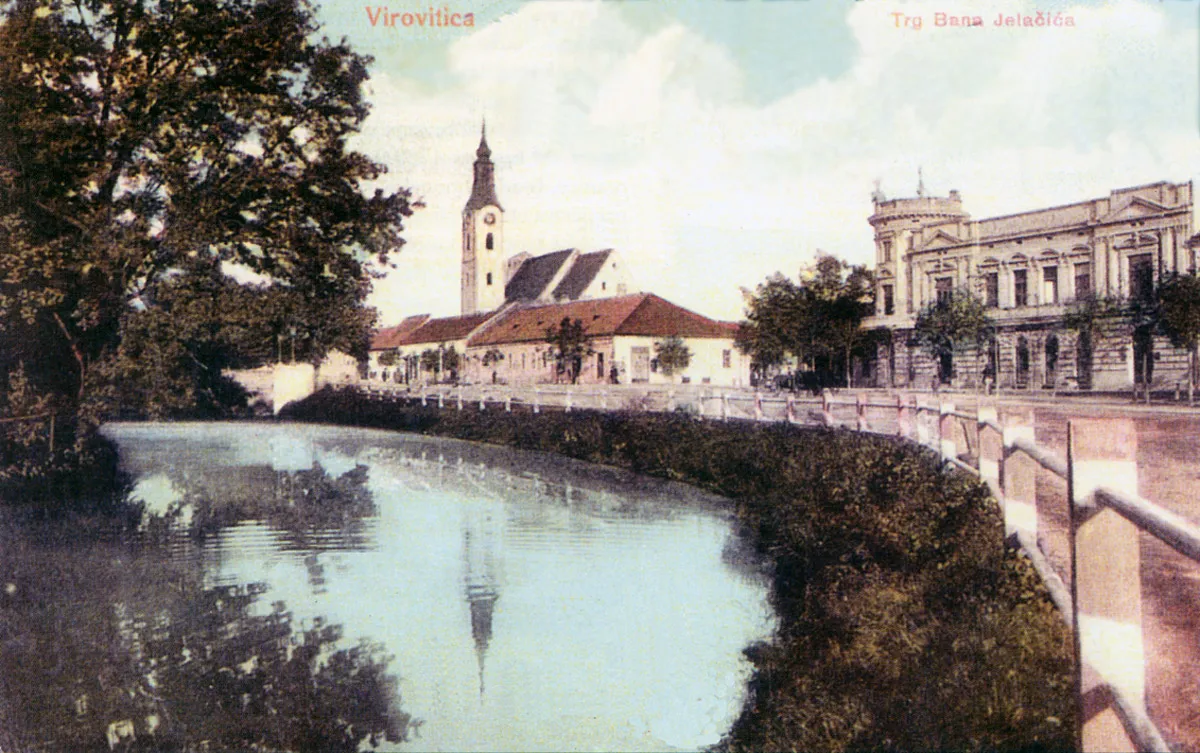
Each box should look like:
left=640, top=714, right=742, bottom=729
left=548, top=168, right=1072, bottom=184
left=463, top=293, right=749, bottom=387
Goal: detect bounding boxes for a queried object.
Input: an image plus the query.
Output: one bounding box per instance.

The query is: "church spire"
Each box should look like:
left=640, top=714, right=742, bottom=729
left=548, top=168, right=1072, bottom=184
left=466, top=120, right=501, bottom=211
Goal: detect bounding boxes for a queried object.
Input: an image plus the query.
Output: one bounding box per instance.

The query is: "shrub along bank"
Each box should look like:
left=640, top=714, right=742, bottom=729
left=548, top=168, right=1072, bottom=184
left=283, top=387, right=1076, bottom=752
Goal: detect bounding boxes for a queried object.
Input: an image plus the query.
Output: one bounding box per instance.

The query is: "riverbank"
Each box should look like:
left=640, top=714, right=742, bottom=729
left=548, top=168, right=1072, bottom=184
left=283, top=387, right=1077, bottom=751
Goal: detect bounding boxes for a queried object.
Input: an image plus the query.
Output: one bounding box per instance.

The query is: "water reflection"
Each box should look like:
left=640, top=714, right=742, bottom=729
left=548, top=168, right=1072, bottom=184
left=0, top=537, right=410, bottom=752
left=81, top=422, right=775, bottom=751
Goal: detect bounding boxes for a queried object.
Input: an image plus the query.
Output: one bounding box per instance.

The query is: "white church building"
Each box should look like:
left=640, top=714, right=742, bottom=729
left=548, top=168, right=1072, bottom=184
left=368, top=125, right=750, bottom=388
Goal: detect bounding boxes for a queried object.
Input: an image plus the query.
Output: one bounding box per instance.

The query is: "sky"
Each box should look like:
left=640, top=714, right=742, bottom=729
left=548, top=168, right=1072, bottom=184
left=313, top=0, right=1200, bottom=324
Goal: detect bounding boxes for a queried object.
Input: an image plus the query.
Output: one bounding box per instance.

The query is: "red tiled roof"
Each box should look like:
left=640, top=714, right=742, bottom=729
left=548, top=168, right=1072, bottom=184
left=396, top=311, right=496, bottom=346
left=615, top=294, right=738, bottom=338
left=370, top=314, right=430, bottom=350
left=468, top=294, right=732, bottom=346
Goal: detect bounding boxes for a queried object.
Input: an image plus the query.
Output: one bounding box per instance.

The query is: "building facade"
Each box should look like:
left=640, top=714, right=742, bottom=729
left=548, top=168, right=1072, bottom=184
left=864, top=181, right=1198, bottom=391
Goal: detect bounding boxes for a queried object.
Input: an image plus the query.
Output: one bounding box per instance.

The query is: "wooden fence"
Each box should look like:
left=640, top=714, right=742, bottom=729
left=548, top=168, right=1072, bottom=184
left=0, top=412, right=58, bottom=457
left=357, top=383, right=1197, bottom=751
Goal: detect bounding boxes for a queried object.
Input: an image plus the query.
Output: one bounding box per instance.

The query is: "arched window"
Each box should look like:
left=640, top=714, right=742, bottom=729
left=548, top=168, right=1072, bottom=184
left=486, top=233, right=494, bottom=250
left=1076, top=331, right=1093, bottom=390
left=1016, top=336, right=1030, bottom=388
left=1044, top=334, right=1059, bottom=388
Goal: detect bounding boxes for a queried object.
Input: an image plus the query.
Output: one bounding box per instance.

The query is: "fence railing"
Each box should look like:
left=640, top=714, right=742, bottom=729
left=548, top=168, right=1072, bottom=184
left=0, top=412, right=58, bottom=457
left=354, top=382, right=1195, bottom=751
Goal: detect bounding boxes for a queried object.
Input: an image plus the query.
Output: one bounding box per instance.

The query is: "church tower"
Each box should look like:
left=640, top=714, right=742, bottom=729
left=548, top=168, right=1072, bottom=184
left=461, top=123, right=506, bottom=315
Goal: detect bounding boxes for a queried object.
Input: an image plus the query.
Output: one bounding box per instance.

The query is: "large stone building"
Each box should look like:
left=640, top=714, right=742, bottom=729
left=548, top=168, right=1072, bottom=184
left=864, top=180, right=1198, bottom=391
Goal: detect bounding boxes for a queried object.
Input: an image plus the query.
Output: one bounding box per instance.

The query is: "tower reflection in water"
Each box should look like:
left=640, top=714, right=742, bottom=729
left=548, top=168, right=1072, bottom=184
left=463, top=502, right=501, bottom=702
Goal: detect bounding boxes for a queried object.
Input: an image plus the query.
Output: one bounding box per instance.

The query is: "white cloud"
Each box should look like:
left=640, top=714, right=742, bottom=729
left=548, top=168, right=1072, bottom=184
left=357, top=0, right=1199, bottom=324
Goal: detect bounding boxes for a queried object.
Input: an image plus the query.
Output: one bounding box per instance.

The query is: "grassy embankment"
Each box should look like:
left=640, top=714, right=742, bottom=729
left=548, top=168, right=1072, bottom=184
left=284, top=387, right=1076, bottom=752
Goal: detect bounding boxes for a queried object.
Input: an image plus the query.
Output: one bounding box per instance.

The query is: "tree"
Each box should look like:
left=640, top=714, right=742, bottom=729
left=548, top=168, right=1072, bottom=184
left=653, top=336, right=692, bottom=381
left=0, top=0, right=413, bottom=411
left=737, top=253, right=875, bottom=388
left=912, top=287, right=993, bottom=388
left=545, top=317, right=591, bottom=384
left=736, top=275, right=806, bottom=384
left=377, top=350, right=398, bottom=368
left=418, top=348, right=440, bottom=380
left=1156, top=272, right=1200, bottom=404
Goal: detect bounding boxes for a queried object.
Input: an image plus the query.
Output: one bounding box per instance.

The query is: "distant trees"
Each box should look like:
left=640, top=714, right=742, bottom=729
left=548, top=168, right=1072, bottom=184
left=912, top=287, right=993, bottom=387
left=737, top=253, right=875, bottom=387
left=545, top=317, right=591, bottom=384
left=1155, top=272, right=1200, bottom=404
left=653, top=336, right=692, bottom=381
left=418, top=345, right=458, bottom=382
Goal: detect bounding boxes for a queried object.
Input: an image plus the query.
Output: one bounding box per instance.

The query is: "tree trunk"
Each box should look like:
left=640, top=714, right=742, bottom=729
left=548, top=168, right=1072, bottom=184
left=52, top=312, right=86, bottom=403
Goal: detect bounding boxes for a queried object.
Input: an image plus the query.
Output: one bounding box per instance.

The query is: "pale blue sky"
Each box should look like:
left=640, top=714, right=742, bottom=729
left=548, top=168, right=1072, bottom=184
left=313, top=0, right=1200, bottom=322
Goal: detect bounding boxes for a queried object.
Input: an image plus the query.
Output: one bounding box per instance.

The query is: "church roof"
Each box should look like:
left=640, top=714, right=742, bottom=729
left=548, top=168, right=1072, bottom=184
left=504, top=249, right=575, bottom=302
left=395, top=311, right=497, bottom=347
left=468, top=293, right=733, bottom=347
left=370, top=314, right=430, bottom=350
left=551, top=249, right=613, bottom=301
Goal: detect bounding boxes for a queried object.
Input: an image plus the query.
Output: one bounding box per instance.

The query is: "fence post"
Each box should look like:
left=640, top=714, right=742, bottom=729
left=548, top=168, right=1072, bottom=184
left=421, top=392, right=427, bottom=407
left=821, top=390, right=834, bottom=427
left=754, top=391, right=763, bottom=421
left=896, top=394, right=911, bottom=439
left=977, top=406, right=1001, bottom=499
left=667, top=389, right=676, bottom=413
left=505, top=394, right=512, bottom=413
left=698, top=394, right=706, bottom=418
left=1000, top=408, right=1037, bottom=542
left=480, top=393, right=486, bottom=411
left=938, top=402, right=956, bottom=461
left=914, top=398, right=930, bottom=447
left=457, top=391, right=463, bottom=411
left=438, top=393, right=445, bottom=409
left=566, top=387, right=573, bottom=413
left=1067, top=419, right=1144, bottom=753
left=721, top=392, right=728, bottom=421
left=533, top=388, right=540, bottom=414
left=856, top=393, right=868, bottom=432
left=601, top=392, right=608, bottom=411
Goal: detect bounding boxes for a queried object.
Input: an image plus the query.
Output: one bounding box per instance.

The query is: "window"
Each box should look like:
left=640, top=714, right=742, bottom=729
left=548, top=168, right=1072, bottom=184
left=1042, top=266, right=1058, bottom=304
left=1013, top=269, right=1027, bottom=307
left=486, top=272, right=493, bottom=286
left=597, top=351, right=605, bottom=379
left=881, top=240, right=892, bottom=263
left=882, top=284, right=895, bottom=315
left=935, top=278, right=953, bottom=307
left=1074, top=262, right=1091, bottom=298
left=1130, top=254, right=1153, bottom=301
left=601, top=281, right=606, bottom=291
left=985, top=272, right=999, bottom=307
left=722, top=349, right=732, bottom=368
left=485, top=232, right=494, bottom=250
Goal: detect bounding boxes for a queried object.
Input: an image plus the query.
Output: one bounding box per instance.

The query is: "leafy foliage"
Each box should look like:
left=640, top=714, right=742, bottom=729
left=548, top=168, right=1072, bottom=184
left=0, top=0, right=412, bottom=411
left=285, top=388, right=1077, bottom=751
left=1156, top=272, right=1200, bottom=389
left=738, top=253, right=875, bottom=387
left=653, top=335, right=692, bottom=378
left=544, top=316, right=591, bottom=384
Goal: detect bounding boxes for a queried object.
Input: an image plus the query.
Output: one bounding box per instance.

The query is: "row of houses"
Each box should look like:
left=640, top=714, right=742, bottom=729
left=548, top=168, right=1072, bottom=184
left=367, top=292, right=752, bottom=388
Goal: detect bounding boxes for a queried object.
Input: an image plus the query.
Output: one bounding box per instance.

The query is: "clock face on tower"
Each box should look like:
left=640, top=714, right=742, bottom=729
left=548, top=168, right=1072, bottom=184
left=483, top=212, right=496, bottom=225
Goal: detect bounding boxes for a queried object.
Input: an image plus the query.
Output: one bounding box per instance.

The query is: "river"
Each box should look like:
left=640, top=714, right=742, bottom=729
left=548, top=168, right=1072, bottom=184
left=0, top=422, right=775, bottom=752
